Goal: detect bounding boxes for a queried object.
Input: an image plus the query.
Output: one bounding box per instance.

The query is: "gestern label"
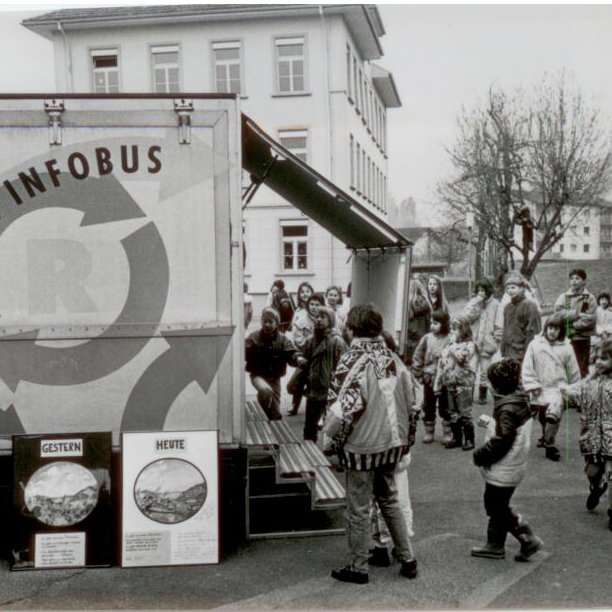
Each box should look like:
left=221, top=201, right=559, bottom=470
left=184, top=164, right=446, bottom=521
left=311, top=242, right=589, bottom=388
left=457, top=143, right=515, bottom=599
left=40, top=438, right=84, bottom=458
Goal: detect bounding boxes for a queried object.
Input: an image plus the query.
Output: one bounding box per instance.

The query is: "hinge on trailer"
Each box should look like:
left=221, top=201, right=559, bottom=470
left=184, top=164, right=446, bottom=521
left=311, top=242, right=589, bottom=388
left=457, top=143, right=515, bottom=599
left=174, top=98, right=194, bottom=144
left=44, top=99, right=65, bottom=145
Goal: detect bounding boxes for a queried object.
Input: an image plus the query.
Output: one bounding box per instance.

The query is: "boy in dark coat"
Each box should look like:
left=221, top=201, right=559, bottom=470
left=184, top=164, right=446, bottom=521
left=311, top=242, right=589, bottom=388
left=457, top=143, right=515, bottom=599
left=471, top=359, right=543, bottom=561
left=245, top=307, right=303, bottom=420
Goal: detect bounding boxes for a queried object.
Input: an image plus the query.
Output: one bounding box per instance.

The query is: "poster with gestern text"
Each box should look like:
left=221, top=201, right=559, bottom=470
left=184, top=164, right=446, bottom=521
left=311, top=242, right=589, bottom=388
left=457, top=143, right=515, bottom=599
left=12, top=432, right=112, bottom=570
left=121, top=430, right=218, bottom=567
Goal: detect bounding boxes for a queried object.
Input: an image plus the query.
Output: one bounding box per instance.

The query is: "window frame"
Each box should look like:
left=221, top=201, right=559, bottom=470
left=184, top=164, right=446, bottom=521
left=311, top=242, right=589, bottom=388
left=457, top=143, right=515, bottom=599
left=274, top=35, right=308, bottom=95
left=277, top=127, right=308, bottom=163
left=150, top=43, right=181, bottom=93
left=90, top=46, right=121, bottom=94
left=211, top=39, right=244, bottom=95
left=280, top=220, right=310, bottom=272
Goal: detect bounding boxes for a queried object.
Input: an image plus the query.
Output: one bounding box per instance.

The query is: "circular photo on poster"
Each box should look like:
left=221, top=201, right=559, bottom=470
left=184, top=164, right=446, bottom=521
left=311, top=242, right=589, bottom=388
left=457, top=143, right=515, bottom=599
left=134, top=459, right=207, bottom=524
left=24, top=461, right=99, bottom=527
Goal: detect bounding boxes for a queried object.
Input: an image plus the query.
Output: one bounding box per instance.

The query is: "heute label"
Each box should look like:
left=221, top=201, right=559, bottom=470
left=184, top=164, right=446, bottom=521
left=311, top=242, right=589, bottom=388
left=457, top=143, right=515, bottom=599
left=40, top=439, right=84, bottom=457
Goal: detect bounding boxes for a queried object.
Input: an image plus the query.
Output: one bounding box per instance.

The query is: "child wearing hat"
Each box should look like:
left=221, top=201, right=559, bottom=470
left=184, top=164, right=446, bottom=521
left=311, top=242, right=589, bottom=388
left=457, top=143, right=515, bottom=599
left=521, top=313, right=581, bottom=461
left=500, top=272, right=541, bottom=362
left=245, top=307, right=305, bottom=420
left=471, top=358, right=543, bottom=561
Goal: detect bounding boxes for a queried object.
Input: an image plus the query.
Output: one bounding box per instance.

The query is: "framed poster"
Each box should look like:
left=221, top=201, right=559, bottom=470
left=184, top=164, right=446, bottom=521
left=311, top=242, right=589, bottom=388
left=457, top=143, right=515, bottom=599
left=121, top=430, right=218, bottom=567
left=12, top=432, right=112, bottom=570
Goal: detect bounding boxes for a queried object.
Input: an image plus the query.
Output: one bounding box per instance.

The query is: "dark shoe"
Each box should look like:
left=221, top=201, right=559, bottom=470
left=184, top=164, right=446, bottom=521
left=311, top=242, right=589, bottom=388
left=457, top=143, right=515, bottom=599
left=399, top=558, right=418, bottom=579
left=445, top=439, right=462, bottom=449
left=331, top=566, right=369, bottom=584
left=285, top=409, right=298, bottom=416
left=514, top=535, right=543, bottom=562
left=536, top=437, right=545, bottom=448
left=470, top=543, right=505, bottom=559
left=545, top=446, right=561, bottom=461
left=587, top=482, right=608, bottom=511
left=368, top=546, right=391, bottom=567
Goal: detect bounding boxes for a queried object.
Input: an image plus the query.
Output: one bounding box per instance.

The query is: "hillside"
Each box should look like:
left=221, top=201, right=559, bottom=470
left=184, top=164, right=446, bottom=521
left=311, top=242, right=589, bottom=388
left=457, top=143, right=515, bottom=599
left=532, top=259, right=612, bottom=305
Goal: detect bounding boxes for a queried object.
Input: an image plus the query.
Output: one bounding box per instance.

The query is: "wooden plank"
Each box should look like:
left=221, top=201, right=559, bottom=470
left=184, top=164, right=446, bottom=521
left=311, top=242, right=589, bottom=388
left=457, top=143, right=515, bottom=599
left=246, top=419, right=278, bottom=448
left=310, top=466, right=346, bottom=509
left=245, top=399, right=268, bottom=422
left=279, top=443, right=314, bottom=479
left=300, top=440, right=331, bottom=468
left=269, top=419, right=300, bottom=445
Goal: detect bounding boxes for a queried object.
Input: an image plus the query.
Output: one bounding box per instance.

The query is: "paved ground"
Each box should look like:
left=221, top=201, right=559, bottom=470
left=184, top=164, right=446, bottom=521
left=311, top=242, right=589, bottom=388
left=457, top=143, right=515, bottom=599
left=1, top=384, right=611, bottom=610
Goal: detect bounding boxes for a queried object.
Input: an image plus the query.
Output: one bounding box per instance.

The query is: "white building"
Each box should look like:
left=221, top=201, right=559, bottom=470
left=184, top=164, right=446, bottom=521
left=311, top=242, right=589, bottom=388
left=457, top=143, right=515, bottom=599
left=549, top=204, right=601, bottom=260
left=24, top=4, right=401, bottom=312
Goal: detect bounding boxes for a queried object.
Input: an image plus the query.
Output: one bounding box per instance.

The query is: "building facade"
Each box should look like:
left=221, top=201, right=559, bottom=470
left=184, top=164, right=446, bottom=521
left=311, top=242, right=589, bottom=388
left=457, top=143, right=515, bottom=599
left=24, top=4, right=401, bottom=312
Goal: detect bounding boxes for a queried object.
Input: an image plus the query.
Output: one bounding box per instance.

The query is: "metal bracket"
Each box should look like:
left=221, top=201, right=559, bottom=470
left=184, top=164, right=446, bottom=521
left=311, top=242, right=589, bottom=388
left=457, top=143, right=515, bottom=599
left=44, top=99, right=65, bottom=146
left=174, top=98, right=194, bottom=144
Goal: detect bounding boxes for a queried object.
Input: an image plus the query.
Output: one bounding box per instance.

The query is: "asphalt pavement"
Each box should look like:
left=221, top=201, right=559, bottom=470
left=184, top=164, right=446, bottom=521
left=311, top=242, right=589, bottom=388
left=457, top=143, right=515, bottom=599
left=0, top=392, right=611, bottom=610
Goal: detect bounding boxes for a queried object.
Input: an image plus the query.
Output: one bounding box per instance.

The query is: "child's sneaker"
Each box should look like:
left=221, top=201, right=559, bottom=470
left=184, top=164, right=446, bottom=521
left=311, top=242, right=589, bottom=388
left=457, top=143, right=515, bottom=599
left=514, top=535, right=543, bottom=562
left=587, top=481, right=608, bottom=511
left=545, top=446, right=561, bottom=461
left=368, top=546, right=391, bottom=567
left=331, top=566, right=368, bottom=584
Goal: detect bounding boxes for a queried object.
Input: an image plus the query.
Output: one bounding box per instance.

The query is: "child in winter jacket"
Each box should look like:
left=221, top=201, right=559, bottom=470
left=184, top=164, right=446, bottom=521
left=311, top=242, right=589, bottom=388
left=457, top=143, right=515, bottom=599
left=471, top=359, right=543, bottom=561
left=561, top=337, right=612, bottom=532
left=592, top=292, right=612, bottom=362
left=434, top=317, right=478, bottom=450
left=412, top=311, right=451, bottom=444
left=521, top=313, right=581, bottom=461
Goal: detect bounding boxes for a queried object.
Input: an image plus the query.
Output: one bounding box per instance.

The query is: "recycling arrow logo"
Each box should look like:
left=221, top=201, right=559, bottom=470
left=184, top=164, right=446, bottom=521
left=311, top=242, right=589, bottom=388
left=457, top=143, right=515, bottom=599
left=0, top=134, right=228, bottom=434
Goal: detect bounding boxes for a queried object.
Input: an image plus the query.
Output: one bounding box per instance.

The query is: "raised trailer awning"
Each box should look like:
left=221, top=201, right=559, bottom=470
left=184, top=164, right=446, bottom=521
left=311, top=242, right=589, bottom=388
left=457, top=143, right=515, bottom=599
left=242, top=114, right=410, bottom=251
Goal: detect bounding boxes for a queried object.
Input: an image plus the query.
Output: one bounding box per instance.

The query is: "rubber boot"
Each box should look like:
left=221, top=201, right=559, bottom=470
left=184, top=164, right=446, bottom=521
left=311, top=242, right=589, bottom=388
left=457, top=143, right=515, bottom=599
left=478, top=385, right=488, bottom=405
left=510, top=517, right=543, bottom=562
left=471, top=527, right=505, bottom=559
left=422, top=421, right=435, bottom=444
left=462, top=421, right=475, bottom=451
left=442, top=421, right=453, bottom=445
left=544, top=420, right=560, bottom=461
left=445, top=422, right=463, bottom=449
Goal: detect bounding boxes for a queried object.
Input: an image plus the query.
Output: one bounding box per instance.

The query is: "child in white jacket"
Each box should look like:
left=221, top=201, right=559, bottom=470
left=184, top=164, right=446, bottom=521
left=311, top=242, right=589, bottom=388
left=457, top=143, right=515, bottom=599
left=521, top=313, right=581, bottom=461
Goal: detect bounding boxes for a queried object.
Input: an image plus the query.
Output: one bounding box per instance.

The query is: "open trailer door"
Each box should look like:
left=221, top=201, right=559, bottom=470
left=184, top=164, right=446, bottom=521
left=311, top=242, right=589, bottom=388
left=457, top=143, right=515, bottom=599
left=242, top=114, right=412, bottom=346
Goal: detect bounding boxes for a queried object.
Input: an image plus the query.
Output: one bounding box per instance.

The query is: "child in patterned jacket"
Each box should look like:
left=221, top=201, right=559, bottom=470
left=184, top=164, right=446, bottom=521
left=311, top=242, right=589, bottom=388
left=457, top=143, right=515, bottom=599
left=434, top=317, right=478, bottom=451
left=561, top=337, right=612, bottom=532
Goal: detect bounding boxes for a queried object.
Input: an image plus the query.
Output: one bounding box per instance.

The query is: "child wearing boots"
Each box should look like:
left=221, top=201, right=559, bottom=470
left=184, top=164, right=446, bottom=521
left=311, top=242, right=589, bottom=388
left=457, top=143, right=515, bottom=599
left=472, top=359, right=543, bottom=561
left=434, top=317, right=477, bottom=450
left=412, top=311, right=451, bottom=444
left=561, top=337, right=612, bottom=532
left=521, top=313, right=581, bottom=461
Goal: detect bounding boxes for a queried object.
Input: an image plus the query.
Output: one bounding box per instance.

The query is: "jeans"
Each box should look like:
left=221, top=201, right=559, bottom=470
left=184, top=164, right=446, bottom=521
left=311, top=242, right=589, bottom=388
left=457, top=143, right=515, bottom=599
left=422, top=382, right=449, bottom=423
left=346, top=463, right=414, bottom=573
left=254, top=377, right=282, bottom=421
left=447, top=387, right=473, bottom=426
left=571, top=338, right=591, bottom=378
left=304, top=398, right=326, bottom=442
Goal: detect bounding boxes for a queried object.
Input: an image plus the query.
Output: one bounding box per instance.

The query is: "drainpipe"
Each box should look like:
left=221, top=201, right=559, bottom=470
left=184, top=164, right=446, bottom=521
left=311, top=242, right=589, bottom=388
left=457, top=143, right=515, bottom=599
left=319, top=5, right=334, bottom=286
left=57, top=21, right=73, bottom=92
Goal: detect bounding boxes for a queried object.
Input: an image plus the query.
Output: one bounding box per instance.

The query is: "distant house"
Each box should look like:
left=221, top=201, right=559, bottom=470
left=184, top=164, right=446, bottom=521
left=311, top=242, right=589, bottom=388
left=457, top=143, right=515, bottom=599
left=397, top=226, right=449, bottom=276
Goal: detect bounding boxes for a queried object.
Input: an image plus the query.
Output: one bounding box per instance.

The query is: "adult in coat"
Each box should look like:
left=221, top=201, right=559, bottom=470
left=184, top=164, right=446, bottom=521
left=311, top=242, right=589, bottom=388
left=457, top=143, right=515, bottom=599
left=404, top=278, right=432, bottom=366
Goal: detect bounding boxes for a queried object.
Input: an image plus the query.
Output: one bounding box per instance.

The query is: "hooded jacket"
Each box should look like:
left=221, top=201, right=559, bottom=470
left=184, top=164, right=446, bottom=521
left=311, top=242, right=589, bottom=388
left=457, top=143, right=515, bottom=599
left=412, top=331, right=450, bottom=386
left=521, top=334, right=581, bottom=418
left=473, top=392, right=533, bottom=487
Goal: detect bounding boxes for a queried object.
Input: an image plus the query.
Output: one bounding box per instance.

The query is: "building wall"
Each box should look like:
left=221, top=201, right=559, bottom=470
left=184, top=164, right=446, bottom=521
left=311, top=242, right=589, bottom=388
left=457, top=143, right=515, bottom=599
left=549, top=205, right=601, bottom=260
left=45, top=10, right=393, bottom=309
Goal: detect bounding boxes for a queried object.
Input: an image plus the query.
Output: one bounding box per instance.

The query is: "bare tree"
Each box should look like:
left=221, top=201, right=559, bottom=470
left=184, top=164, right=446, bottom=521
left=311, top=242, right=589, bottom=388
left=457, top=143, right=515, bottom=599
left=438, top=74, right=612, bottom=282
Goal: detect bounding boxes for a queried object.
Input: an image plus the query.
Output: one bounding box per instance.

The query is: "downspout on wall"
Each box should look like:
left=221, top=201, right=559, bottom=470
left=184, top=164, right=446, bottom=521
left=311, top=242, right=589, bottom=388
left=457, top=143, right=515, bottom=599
left=57, top=21, right=74, bottom=93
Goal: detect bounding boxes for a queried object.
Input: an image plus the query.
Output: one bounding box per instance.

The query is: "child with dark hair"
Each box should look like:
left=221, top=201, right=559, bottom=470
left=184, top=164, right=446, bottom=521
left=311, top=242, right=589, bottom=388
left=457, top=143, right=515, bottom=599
left=326, top=285, right=346, bottom=332
left=273, top=288, right=295, bottom=333
left=521, top=312, right=581, bottom=461
left=593, top=292, right=612, bottom=362
left=426, top=274, right=450, bottom=316
left=412, top=311, right=452, bottom=444
left=434, top=316, right=477, bottom=450
left=561, top=338, right=612, bottom=532
left=471, top=358, right=543, bottom=561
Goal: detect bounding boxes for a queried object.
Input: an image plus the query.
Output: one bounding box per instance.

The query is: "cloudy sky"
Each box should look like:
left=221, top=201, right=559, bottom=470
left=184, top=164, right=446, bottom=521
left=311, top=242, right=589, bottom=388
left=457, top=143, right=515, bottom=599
left=1, top=2, right=612, bottom=222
